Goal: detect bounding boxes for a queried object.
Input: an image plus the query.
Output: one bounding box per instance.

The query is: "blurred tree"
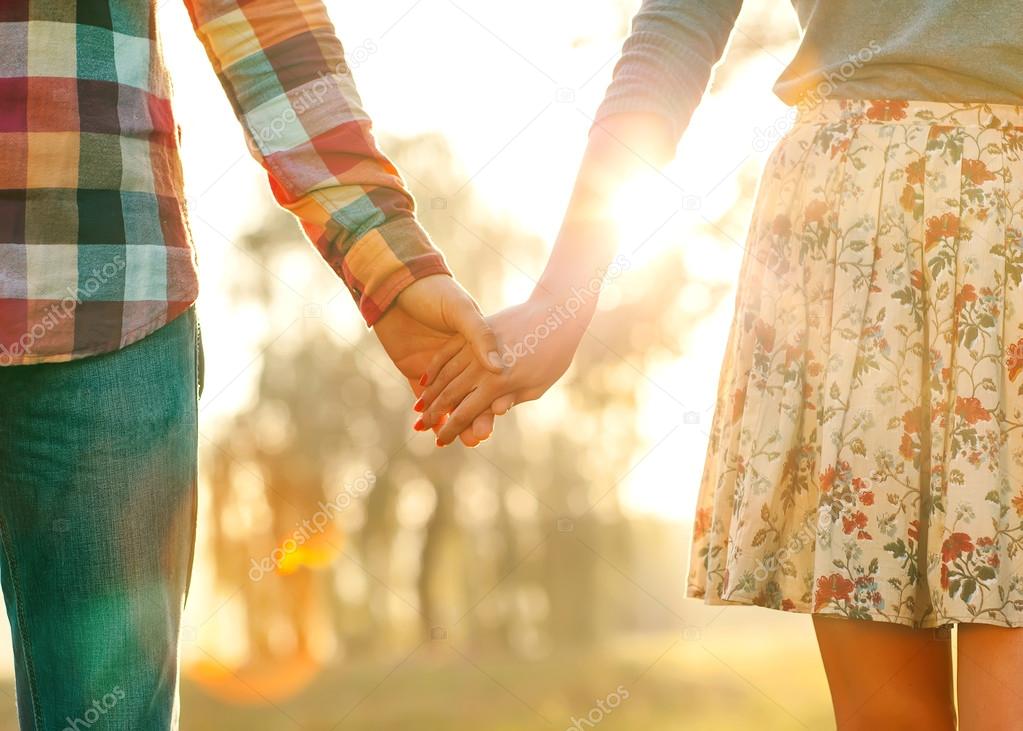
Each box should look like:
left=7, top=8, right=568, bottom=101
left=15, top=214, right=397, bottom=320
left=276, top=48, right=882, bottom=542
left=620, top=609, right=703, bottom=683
left=200, top=118, right=748, bottom=667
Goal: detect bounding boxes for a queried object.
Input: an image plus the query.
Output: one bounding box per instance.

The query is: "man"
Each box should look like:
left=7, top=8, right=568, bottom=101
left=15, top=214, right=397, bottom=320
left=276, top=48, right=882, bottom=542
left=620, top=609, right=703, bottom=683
left=0, top=1, right=498, bottom=727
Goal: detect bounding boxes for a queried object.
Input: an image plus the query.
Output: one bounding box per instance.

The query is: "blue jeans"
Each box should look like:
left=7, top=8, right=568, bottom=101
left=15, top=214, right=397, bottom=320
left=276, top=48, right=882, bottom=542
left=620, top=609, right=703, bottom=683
left=0, top=308, right=202, bottom=730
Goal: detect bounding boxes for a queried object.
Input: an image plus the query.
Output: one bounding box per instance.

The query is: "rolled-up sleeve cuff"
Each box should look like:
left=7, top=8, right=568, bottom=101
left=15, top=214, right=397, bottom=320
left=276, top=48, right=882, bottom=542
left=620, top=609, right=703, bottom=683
left=339, top=216, right=453, bottom=327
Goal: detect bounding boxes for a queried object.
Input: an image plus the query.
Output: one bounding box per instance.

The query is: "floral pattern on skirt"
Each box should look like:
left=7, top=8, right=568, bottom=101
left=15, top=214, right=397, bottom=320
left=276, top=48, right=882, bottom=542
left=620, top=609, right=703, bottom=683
left=687, top=99, right=1023, bottom=628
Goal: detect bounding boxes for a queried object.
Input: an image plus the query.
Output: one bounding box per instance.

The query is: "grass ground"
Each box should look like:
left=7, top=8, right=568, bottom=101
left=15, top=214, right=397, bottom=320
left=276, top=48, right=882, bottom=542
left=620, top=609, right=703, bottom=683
left=0, top=613, right=836, bottom=729
left=175, top=627, right=833, bottom=730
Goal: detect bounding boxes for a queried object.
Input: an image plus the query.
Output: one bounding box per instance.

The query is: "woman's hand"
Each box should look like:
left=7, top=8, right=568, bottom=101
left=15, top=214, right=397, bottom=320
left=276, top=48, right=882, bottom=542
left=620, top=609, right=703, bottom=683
left=415, top=289, right=594, bottom=445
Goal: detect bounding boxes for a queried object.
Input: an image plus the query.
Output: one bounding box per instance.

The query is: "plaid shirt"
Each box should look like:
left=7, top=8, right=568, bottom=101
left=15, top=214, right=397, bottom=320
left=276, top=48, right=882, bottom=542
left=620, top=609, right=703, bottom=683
left=0, top=0, right=451, bottom=365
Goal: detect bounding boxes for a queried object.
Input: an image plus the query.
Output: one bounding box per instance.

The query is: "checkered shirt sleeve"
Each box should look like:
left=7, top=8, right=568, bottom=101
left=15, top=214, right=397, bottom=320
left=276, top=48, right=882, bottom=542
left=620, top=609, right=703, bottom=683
left=184, top=0, right=452, bottom=325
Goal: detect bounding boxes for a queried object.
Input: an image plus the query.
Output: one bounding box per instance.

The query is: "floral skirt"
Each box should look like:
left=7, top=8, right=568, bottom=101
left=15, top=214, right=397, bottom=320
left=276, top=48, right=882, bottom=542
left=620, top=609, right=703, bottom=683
left=687, top=99, right=1023, bottom=628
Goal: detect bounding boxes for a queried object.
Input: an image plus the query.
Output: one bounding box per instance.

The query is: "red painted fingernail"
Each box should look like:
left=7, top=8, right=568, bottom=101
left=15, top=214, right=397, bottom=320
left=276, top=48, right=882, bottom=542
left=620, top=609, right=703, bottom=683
left=436, top=438, right=445, bottom=447
left=413, top=419, right=426, bottom=431
left=419, top=374, right=428, bottom=386
left=413, top=398, right=425, bottom=413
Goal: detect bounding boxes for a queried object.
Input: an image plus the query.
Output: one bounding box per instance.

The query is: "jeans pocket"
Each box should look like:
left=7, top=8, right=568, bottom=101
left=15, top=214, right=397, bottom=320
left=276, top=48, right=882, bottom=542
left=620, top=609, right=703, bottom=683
left=194, top=311, right=205, bottom=401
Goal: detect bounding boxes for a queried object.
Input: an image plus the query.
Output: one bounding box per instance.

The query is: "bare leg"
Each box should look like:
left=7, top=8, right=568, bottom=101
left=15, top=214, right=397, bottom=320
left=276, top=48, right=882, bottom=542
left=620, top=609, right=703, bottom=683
left=956, top=623, right=1023, bottom=730
left=812, top=615, right=956, bottom=730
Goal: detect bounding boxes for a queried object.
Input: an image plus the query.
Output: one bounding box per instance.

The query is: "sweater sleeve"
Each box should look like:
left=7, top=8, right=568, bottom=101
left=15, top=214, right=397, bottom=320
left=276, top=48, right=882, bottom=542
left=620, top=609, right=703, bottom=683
left=593, top=0, right=745, bottom=146
left=185, top=0, right=452, bottom=326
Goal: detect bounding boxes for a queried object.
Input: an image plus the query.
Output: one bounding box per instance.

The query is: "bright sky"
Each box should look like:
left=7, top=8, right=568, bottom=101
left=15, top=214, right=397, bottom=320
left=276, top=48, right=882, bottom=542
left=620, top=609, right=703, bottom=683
left=158, top=0, right=801, bottom=521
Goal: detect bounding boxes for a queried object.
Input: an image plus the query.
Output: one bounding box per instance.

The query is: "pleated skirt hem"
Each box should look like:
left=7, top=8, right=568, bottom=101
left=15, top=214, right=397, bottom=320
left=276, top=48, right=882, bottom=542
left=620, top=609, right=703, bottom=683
left=684, top=584, right=1023, bottom=629
left=688, top=98, right=1023, bottom=629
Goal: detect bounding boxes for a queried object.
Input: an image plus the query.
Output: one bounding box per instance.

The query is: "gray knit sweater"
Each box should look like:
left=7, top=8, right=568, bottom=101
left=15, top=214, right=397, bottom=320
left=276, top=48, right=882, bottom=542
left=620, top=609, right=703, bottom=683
left=595, top=1, right=1023, bottom=143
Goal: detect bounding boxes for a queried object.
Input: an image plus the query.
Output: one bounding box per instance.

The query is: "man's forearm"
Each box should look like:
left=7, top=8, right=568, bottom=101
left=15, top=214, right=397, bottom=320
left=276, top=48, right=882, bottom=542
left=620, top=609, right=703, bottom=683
left=185, top=0, right=450, bottom=325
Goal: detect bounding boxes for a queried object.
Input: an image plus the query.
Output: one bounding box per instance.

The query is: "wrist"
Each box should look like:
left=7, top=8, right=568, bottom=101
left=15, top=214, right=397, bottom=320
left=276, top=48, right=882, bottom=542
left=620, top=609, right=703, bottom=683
left=588, top=112, right=675, bottom=169
left=528, top=280, right=599, bottom=329
left=531, top=218, right=626, bottom=318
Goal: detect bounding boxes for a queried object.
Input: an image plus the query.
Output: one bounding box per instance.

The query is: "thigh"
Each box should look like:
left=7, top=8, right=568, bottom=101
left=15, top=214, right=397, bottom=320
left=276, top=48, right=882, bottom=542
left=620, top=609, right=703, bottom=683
left=956, top=623, right=1023, bottom=731
left=0, top=310, right=200, bottom=731
left=812, top=615, right=956, bottom=731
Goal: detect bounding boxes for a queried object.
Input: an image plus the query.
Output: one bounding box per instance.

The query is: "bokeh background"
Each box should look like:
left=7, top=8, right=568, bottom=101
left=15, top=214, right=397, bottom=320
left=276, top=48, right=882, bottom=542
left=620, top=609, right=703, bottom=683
left=0, top=1, right=844, bottom=729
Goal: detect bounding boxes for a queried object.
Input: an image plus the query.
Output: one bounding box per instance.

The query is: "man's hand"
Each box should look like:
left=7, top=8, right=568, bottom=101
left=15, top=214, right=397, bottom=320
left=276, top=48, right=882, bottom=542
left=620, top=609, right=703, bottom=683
left=412, top=113, right=674, bottom=445
left=373, top=275, right=502, bottom=447
left=417, top=290, right=591, bottom=445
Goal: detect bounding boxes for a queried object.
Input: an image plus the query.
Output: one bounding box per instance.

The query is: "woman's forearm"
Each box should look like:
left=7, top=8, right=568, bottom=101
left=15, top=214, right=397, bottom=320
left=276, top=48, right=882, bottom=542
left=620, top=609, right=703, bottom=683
left=532, top=112, right=675, bottom=312
left=533, top=0, right=743, bottom=312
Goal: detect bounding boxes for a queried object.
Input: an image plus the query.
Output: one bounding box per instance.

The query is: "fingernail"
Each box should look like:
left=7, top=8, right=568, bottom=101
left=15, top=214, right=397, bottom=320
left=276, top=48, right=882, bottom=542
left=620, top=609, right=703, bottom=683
left=487, top=351, right=503, bottom=370
left=436, top=438, right=445, bottom=447
left=414, top=398, right=425, bottom=413
left=419, top=374, right=429, bottom=386
left=413, top=419, right=426, bottom=431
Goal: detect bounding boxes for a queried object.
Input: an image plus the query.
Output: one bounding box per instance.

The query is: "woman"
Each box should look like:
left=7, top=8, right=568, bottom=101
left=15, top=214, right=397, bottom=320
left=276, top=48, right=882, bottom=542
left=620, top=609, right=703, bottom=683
left=413, top=1, right=1023, bottom=728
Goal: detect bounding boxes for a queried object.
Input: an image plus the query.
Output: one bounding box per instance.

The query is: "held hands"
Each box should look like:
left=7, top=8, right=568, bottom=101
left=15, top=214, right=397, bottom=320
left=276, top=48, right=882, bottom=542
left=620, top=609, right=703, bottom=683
left=373, top=274, right=505, bottom=446
left=391, top=115, right=670, bottom=445
left=414, top=290, right=592, bottom=446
